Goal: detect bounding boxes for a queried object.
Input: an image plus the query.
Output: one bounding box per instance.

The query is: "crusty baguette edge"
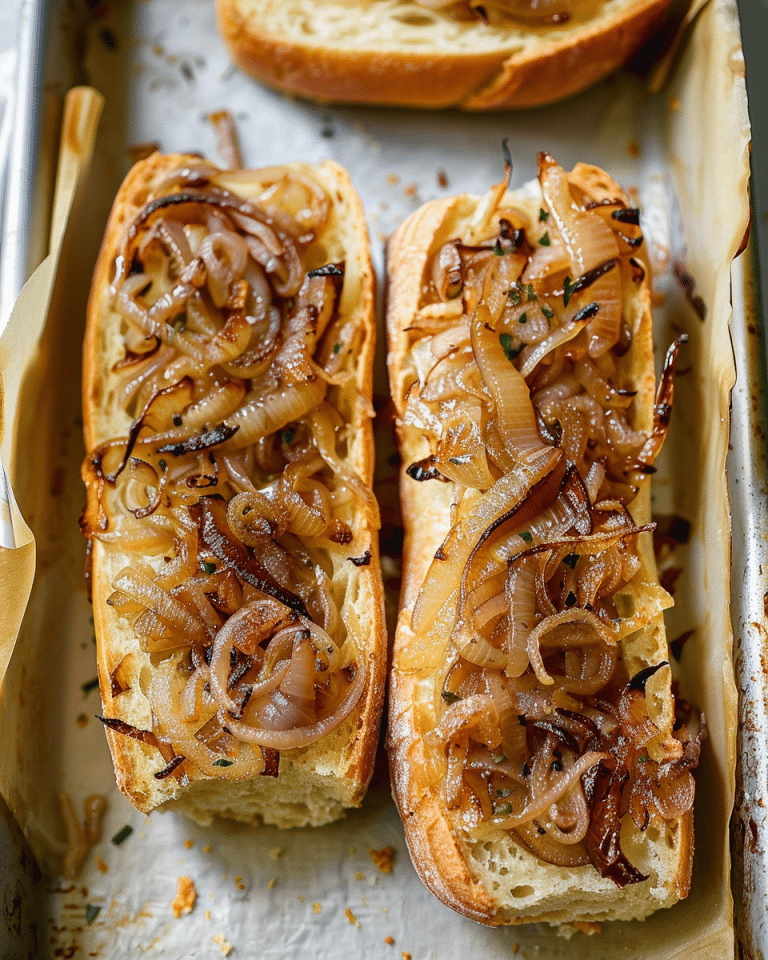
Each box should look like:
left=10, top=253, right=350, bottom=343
left=385, top=184, right=693, bottom=925
left=83, top=152, right=387, bottom=827
left=214, top=0, right=671, bottom=109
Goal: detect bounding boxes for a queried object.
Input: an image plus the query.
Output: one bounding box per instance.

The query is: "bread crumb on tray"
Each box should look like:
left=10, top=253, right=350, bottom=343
left=172, top=876, right=197, bottom=918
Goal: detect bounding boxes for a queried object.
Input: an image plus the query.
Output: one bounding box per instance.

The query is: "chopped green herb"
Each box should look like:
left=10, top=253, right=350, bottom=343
left=499, top=333, right=522, bottom=361
left=518, top=312, right=528, bottom=325
left=85, top=904, right=101, bottom=925
left=519, top=531, right=533, bottom=543
left=111, top=825, right=133, bottom=846
left=538, top=232, right=551, bottom=247
left=563, top=552, right=579, bottom=569
left=494, top=803, right=513, bottom=815
left=539, top=208, right=549, bottom=222
left=441, top=690, right=461, bottom=704
left=158, top=459, right=168, bottom=473
left=508, top=285, right=522, bottom=305
left=81, top=677, right=99, bottom=694
left=203, top=561, right=217, bottom=575
left=542, top=304, right=555, bottom=320
left=563, top=276, right=577, bottom=307
left=212, top=758, right=234, bottom=767
left=493, top=754, right=506, bottom=764
left=526, top=284, right=537, bottom=302
left=493, top=239, right=504, bottom=256
left=637, top=754, right=650, bottom=763
left=333, top=342, right=341, bottom=354
left=282, top=427, right=296, bottom=445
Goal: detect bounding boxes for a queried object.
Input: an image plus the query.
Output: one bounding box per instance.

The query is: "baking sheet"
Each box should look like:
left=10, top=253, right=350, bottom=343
left=0, top=0, right=752, bottom=955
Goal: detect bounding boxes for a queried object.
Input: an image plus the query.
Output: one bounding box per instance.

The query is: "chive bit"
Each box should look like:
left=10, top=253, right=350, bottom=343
left=111, top=825, right=133, bottom=846
left=563, top=276, right=577, bottom=307
left=542, top=304, right=555, bottom=320
left=212, top=758, right=234, bottom=767
left=203, top=561, right=217, bottom=575
left=538, top=232, right=551, bottom=247
left=81, top=677, right=99, bottom=694
left=332, top=342, right=342, bottom=354
left=518, top=531, right=533, bottom=543
left=85, top=904, right=101, bottom=924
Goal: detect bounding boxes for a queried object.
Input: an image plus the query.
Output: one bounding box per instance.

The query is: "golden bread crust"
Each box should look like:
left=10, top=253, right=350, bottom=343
left=215, top=0, right=672, bottom=109
left=83, top=152, right=386, bottom=823
left=385, top=174, right=693, bottom=924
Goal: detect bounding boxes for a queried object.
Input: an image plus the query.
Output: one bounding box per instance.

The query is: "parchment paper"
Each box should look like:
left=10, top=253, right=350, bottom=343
left=0, top=0, right=750, bottom=956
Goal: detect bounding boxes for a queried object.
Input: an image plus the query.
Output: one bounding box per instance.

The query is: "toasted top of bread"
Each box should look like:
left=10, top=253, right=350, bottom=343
left=82, top=152, right=386, bottom=827
left=385, top=161, right=694, bottom=924
left=215, top=0, right=672, bottom=108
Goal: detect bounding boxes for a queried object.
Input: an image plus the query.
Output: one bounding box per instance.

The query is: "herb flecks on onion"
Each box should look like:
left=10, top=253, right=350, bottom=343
left=82, top=162, right=371, bottom=783
left=402, top=155, right=697, bottom=886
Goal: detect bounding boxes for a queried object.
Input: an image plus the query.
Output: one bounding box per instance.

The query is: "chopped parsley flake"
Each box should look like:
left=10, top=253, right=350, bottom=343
left=539, top=208, right=549, bottom=222
left=212, top=758, right=234, bottom=767
left=499, top=333, right=522, bottom=361
left=637, top=754, right=650, bottom=763
left=85, top=904, right=101, bottom=924
left=508, top=285, right=522, bottom=305
left=441, top=690, right=461, bottom=704
left=111, top=825, right=133, bottom=846
left=158, top=459, right=167, bottom=473
left=493, top=239, right=504, bottom=256
left=204, top=561, right=217, bottom=575
left=538, top=232, right=551, bottom=247
left=282, top=427, right=296, bottom=445
left=333, top=342, right=342, bottom=354
left=542, top=304, right=555, bottom=319
left=526, top=284, right=537, bottom=302
left=518, top=312, right=528, bottom=325
left=519, top=531, right=533, bottom=543
left=493, top=754, right=506, bottom=764
left=81, top=677, right=99, bottom=694
left=563, top=552, right=579, bottom=569
left=494, top=803, right=513, bottom=815
left=564, top=276, right=577, bottom=307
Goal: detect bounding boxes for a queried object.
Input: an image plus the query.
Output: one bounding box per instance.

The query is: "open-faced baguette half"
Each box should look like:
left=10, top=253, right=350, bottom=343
left=81, top=152, right=386, bottom=828
left=386, top=154, right=700, bottom=925
left=215, top=0, right=672, bottom=109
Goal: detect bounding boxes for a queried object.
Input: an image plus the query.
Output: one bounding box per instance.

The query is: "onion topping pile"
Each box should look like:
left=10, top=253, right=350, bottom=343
left=402, top=153, right=702, bottom=886
left=82, top=161, right=377, bottom=785
left=414, top=0, right=600, bottom=27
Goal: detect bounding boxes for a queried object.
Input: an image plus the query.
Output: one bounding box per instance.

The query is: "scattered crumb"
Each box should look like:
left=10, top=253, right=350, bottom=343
left=404, top=183, right=417, bottom=197
left=355, top=871, right=365, bottom=881
left=370, top=847, right=395, bottom=873
left=213, top=934, right=233, bottom=956
left=402, top=953, right=412, bottom=960
left=152, top=43, right=163, bottom=56
left=385, top=936, right=395, bottom=946
left=172, top=876, right=197, bottom=918
left=668, top=96, right=681, bottom=110
left=437, top=169, right=449, bottom=188
left=628, top=141, right=640, bottom=158
left=205, top=910, right=211, bottom=920
left=184, top=840, right=194, bottom=849
left=76, top=713, right=89, bottom=728
left=349, top=846, right=356, bottom=854
left=267, top=878, right=276, bottom=889
left=386, top=173, right=399, bottom=186
left=236, top=883, right=245, bottom=891
left=297, top=895, right=305, bottom=903
left=313, top=902, right=321, bottom=914
left=381, top=907, right=388, bottom=913
left=379, top=201, right=389, bottom=211
left=96, top=858, right=108, bottom=874
left=345, top=907, right=360, bottom=928
left=269, top=847, right=283, bottom=860
left=572, top=921, right=602, bottom=935
left=203, top=845, right=212, bottom=854
left=512, top=945, right=519, bottom=954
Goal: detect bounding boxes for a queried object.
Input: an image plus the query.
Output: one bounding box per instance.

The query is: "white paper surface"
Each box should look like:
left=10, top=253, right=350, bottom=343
left=1, top=0, right=747, bottom=956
